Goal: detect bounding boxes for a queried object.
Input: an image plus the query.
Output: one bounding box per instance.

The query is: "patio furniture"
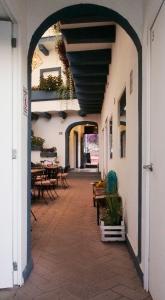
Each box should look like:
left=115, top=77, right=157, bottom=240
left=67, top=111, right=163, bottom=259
left=57, top=166, right=69, bottom=188
left=33, top=169, right=57, bottom=204
left=91, top=181, right=106, bottom=225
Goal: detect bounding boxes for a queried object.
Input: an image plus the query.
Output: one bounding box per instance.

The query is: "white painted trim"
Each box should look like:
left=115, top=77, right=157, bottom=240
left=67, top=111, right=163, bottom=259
left=143, top=28, right=151, bottom=291
left=12, top=22, right=25, bottom=286
left=12, top=22, right=19, bottom=286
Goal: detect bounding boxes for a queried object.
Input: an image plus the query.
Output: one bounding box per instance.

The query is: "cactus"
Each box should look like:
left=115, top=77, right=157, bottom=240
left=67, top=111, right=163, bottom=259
left=106, top=170, right=118, bottom=194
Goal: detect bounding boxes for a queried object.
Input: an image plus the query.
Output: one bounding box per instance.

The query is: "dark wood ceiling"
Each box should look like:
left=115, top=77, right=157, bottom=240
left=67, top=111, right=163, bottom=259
left=61, top=21, right=116, bottom=114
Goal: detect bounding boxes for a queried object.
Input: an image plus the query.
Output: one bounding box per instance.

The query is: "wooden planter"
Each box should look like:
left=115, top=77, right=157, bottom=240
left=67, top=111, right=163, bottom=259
left=100, top=220, right=125, bottom=242
left=40, top=151, right=57, bottom=158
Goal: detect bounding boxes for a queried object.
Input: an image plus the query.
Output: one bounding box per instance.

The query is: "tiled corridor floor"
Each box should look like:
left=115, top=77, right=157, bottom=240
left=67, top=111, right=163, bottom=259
left=1, top=175, right=152, bottom=300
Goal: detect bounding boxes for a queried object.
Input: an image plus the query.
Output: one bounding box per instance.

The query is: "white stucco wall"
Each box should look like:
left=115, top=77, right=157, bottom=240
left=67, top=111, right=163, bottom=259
left=32, top=46, right=65, bottom=87
left=32, top=113, right=100, bottom=167
left=100, top=25, right=138, bottom=255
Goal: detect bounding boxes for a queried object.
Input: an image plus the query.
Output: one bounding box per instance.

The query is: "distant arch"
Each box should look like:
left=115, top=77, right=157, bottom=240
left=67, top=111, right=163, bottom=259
left=65, top=121, right=98, bottom=167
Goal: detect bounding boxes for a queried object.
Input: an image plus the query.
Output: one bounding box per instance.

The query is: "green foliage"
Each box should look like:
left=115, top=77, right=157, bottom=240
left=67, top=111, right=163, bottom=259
left=39, top=75, right=62, bottom=91
left=58, top=85, right=70, bottom=99
left=56, top=38, right=69, bottom=70
left=103, top=194, right=122, bottom=226
left=55, top=36, right=75, bottom=96
left=31, top=136, right=45, bottom=147
left=101, top=171, right=123, bottom=226
left=106, top=170, right=118, bottom=194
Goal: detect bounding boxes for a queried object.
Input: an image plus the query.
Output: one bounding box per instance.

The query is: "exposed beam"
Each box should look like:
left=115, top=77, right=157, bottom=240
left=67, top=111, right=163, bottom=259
left=31, top=112, right=39, bottom=121
left=80, top=109, right=101, bottom=114
left=67, top=49, right=111, bottom=65
left=40, top=112, right=52, bottom=119
left=61, top=25, right=116, bottom=44
left=60, top=18, right=113, bottom=25
left=76, top=86, right=104, bottom=98
left=71, top=65, right=109, bottom=76
left=78, top=98, right=103, bottom=103
left=38, top=44, right=49, bottom=56
left=79, top=103, right=103, bottom=108
left=73, top=74, right=107, bottom=82
left=76, top=83, right=105, bottom=90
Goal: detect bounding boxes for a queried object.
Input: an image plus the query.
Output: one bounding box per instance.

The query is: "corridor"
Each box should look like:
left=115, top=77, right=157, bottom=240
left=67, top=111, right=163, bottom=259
left=2, top=175, right=151, bottom=300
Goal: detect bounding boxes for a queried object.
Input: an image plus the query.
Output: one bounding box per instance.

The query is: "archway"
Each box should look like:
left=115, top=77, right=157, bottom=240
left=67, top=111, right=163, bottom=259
left=28, top=3, right=142, bottom=279
left=65, top=121, right=98, bottom=168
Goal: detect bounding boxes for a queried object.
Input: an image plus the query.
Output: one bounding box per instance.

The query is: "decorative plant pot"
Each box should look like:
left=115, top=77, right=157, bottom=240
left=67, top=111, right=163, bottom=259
left=31, top=145, right=42, bottom=151
left=100, top=220, right=125, bottom=242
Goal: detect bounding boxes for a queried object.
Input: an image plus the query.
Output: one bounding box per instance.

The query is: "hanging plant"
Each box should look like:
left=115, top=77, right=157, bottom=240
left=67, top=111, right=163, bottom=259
left=55, top=24, right=75, bottom=98
left=58, top=85, right=70, bottom=99
left=56, top=38, right=69, bottom=70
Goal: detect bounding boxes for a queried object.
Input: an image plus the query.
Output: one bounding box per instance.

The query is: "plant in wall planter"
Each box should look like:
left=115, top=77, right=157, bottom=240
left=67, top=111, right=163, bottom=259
left=40, top=147, right=57, bottom=158
left=31, top=136, right=45, bottom=151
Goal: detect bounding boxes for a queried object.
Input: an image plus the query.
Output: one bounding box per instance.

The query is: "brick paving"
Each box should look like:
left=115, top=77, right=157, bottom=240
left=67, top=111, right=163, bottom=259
left=0, top=174, right=152, bottom=299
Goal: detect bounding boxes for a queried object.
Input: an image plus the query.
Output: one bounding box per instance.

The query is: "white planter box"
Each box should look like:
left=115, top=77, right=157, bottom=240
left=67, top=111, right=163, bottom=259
left=100, top=220, right=125, bottom=242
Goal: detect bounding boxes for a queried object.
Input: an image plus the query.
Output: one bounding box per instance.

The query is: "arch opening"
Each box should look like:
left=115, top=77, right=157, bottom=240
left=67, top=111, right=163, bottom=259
left=65, top=121, right=98, bottom=169
left=28, top=3, right=142, bottom=272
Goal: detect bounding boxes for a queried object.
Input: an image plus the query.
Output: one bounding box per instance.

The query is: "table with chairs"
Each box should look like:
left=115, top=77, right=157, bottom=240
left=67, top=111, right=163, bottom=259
left=31, top=163, right=69, bottom=204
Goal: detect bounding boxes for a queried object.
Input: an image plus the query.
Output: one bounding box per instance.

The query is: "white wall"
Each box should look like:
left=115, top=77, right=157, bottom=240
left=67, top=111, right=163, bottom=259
left=32, top=113, right=100, bottom=166
left=32, top=46, right=65, bottom=87
left=100, top=25, right=138, bottom=255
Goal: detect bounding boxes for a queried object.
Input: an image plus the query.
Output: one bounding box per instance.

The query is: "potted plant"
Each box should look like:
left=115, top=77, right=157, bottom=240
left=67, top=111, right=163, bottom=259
left=100, top=170, right=125, bottom=242
left=100, top=194, right=125, bottom=242
left=31, top=135, right=45, bottom=151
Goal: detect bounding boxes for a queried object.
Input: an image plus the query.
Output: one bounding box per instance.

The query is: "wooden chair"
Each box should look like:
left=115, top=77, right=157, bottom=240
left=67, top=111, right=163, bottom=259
left=57, top=166, right=69, bottom=188
left=34, top=171, right=56, bottom=204
left=91, top=181, right=106, bottom=225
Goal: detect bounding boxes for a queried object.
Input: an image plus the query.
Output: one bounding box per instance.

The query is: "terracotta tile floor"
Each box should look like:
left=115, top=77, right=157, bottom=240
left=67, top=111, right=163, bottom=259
left=1, top=174, right=152, bottom=300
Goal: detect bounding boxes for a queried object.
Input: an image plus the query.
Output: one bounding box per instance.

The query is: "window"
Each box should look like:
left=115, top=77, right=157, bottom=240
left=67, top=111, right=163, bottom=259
left=40, top=67, right=61, bottom=78
left=109, top=116, right=113, bottom=159
left=119, top=89, right=126, bottom=158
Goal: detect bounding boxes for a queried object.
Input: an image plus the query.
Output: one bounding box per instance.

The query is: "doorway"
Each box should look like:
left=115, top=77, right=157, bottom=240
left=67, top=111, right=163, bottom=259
left=74, top=131, right=78, bottom=168
left=28, top=3, right=142, bottom=282
left=67, top=121, right=99, bottom=170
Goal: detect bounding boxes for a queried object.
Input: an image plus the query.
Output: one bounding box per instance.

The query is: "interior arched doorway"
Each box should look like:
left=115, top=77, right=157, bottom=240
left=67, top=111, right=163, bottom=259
left=28, top=3, right=142, bottom=280
left=65, top=121, right=98, bottom=169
